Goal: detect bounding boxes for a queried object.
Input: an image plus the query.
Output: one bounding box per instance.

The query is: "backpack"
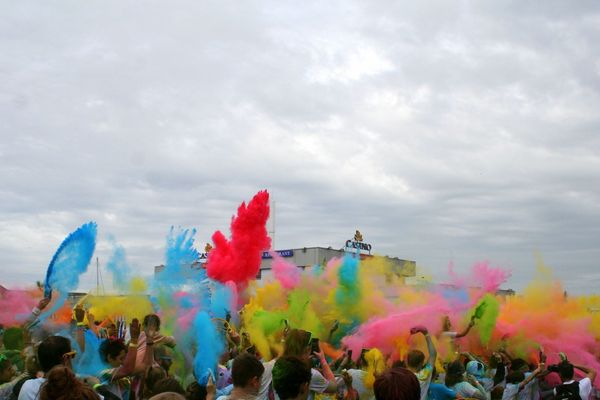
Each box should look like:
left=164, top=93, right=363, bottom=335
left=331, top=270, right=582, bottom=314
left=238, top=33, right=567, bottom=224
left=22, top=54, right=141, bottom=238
left=555, top=381, right=582, bottom=400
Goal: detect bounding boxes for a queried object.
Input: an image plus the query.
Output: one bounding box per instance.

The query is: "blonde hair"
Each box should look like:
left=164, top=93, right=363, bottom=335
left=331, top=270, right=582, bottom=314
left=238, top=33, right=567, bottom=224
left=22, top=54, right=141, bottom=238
left=364, top=348, right=386, bottom=388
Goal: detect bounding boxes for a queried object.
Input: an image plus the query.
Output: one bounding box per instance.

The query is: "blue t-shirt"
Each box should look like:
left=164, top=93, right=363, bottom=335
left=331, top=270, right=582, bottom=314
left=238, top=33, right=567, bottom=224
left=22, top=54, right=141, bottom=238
left=429, top=383, right=457, bottom=400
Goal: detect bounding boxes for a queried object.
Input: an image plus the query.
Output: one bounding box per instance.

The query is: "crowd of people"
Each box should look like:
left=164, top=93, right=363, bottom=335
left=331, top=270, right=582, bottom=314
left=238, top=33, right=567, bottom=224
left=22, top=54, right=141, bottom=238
left=0, top=296, right=597, bottom=400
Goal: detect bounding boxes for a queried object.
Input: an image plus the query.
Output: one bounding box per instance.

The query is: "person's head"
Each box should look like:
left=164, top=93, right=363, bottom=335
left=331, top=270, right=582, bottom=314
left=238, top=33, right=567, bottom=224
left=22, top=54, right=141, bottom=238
left=558, top=361, right=575, bottom=382
left=506, top=370, right=525, bottom=385
left=391, top=360, right=407, bottom=369
left=149, top=393, right=186, bottom=400
left=283, top=329, right=312, bottom=359
left=39, top=365, right=99, bottom=400
left=231, top=353, right=265, bottom=394
left=99, top=339, right=127, bottom=368
left=151, top=377, right=185, bottom=396
left=24, top=346, right=41, bottom=376
left=155, top=345, right=174, bottom=374
left=37, top=335, right=74, bottom=373
left=144, top=314, right=162, bottom=333
left=374, top=367, right=421, bottom=400
left=365, top=349, right=386, bottom=388
left=2, top=327, right=24, bottom=351
left=445, top=360, right=466, bottom=387
left=406, top=350, right=425, bottom=371
left=510, top=358, right=528, bottom=373
left=106, top=323, right=118, bottom=338
left=185, top=381, right=207, bottom=400
left=144, top=366, right=168, bottom=397
left=0, top=355, right=14, bottom=383
left=466, top=360, right=485, bottom=378
left=489, top=353, right=503, bottom=368
left=273, top=356, right=312, bottom=400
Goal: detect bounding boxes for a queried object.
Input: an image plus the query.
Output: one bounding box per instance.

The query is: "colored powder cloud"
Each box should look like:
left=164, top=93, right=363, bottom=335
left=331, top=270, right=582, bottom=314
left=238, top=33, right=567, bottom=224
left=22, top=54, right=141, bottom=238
left=43, top=221, right=97, bottom=297
left=106, top=236, right=132, bottom=293
left=193, top=311, right=225, bottom=385
left=271, top=253, right=301, bottom=290
left=206, top=190, right=271, bottom=289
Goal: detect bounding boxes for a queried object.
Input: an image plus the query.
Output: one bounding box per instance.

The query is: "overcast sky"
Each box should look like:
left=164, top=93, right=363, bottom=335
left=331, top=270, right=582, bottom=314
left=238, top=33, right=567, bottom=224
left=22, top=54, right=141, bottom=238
left=1, top=1, right=599, bottom=294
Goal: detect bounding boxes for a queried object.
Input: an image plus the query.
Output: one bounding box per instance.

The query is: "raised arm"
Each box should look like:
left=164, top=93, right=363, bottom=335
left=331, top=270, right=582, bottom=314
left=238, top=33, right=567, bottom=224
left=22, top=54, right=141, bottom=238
left=574, top=363, right=597, bottom=382
left=327, top=320, right=339, bottom=343
left=314, top=343, right=338, bottom=393
left=74, top=306, right=87, bottom=353
left=455, top=316, right=476, bottom=338
left=86, top=311, right=100, bottom=337
left=22, top=297, right=50, bottom=330
left=114, top=318, right=141, bottom=378
left=410, top=325, right=437, bottom=366
left=518, top=363, right=544, bottom=392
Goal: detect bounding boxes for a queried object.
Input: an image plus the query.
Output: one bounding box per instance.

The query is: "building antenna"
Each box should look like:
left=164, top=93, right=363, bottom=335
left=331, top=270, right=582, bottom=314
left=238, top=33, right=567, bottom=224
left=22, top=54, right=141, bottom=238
left=99, top=258, right=105, bottom=295
left=95, top=257, right=105, bottom=295
left=96, top=257, right=100, bottom=295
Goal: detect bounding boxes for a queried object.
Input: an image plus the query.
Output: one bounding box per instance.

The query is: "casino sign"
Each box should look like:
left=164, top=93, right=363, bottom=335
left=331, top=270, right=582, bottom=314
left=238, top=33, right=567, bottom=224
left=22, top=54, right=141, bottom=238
left=344, top=230, right=372, bottom=254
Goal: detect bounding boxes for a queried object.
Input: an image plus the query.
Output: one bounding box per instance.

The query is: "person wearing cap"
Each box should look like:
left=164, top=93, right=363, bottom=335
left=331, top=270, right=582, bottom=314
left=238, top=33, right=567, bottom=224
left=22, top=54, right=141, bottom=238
left=466, top=360, right=494, bottom=393
left=445, top=360, right=490, bottom=400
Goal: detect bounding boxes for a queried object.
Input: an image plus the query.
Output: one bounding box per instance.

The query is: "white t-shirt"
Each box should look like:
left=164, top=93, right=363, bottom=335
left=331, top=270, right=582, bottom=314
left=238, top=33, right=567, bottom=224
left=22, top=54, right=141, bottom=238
left=502, top=376, right=539, bottom=400
left=17, top=378, right=45, bottom=400
left=216, top=394, right=256, bottom=400
left=452, top=381, right=487, bottom=400
left=554, top=378, right=593, bottom=400
left=308, top=368, right=330, bottom=400
left=414, top=364, right=434, bottom=400
left=345, top=369, right=374, bottom=400
left=260, top=359, right=331, bottom=400
left=17, top=376, right=104, bottom=400
left=256, top=359, right=276, bottom=400
left=502, top=383, right=520, bottom=400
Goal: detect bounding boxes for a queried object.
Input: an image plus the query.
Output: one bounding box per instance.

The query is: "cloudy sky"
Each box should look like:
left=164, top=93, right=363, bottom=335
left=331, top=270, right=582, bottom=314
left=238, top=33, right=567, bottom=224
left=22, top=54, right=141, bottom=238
left=1, top=1, right=599, bottom=294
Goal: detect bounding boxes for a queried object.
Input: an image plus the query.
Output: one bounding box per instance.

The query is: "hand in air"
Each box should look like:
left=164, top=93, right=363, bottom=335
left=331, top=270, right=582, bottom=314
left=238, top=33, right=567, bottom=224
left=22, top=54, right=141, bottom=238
left=37, top=297, right=51, bottom=311
left=130, top=318, right=141, bottom=341
left=74, top=305, right=86, bottom=323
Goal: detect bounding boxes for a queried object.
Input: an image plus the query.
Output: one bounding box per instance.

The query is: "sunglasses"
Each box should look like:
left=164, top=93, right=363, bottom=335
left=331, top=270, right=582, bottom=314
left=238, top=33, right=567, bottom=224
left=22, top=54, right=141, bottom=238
left=62, top=351, right=77, bottom=359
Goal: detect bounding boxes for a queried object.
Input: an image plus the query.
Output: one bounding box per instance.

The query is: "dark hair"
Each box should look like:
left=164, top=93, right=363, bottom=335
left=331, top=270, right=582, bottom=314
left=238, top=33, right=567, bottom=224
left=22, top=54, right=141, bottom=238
left=3, top=327, right=24, bottom=350
left=37, top=336, right=71, bottom=373
left=283, top=329, right=311, bottom=358
left=374, top=367, right=421, bottom=400
left=510, top=358, right=527, bottom=372
left=39, top=365, right=99, bottom=400
left=99, top=339, right=127, bottom=363
left=445, top=361, right=466, bottom=387
left=506, top=370, right=525, bottom=384
left=558, top=361, right=575, bottom=381
left=185, top=381, right=207, bottom=400
left=143, top=314, right=161, bottom=330
left=0, top=357, right=11, bottom=379
left=406, top=350, right=425, bottom=369
left=392, top=360, right=407, bottom=369
left=273, top=356, right=312, bottom=400
left=144, top=366, right=168, bottom=398
left=493, top=365, right=506, bottom=386
left=231, top=353, right=265, bottom=387
left=152, top=377, right=185, bottom=396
